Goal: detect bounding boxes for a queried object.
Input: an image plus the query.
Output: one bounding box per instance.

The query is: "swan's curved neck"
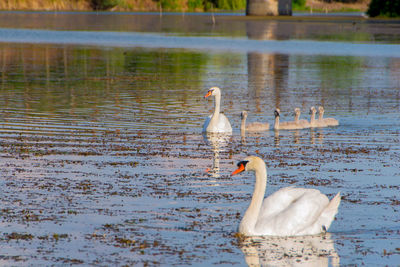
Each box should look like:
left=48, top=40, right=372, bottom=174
left=274, top=116, right=279, bottom=129
left=241, top=115, right=246, bottom=131
left=239, top=162, right=267, bottom=235
left=212, top=93, right=221, bottom=119
left=318, top=111, right=324, bottom=120
left=310, top=112, right=316, bottom=124
left=295, top=113, right=300, bottom=123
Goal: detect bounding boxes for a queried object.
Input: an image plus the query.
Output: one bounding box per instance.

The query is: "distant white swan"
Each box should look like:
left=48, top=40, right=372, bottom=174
left=203, top=87, right=232, bottom=133
left=240, top=111, right=269, bottom=132
left=273, top=108, right=302, bottom=130
left=294, top=108, right=311, bottom=129
left=232, top=156, right=341, bottom=236
left=309, top=106, right=326, bottom=128
left=318, top=106, right=339, bottom=127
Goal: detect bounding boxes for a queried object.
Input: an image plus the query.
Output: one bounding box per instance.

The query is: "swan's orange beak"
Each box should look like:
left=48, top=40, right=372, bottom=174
left=204, top=90, right=212, bottom=98
left=232, top=163, right=245, bottom=176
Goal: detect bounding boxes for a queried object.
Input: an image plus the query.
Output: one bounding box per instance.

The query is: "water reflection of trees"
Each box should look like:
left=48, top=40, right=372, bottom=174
left=246, top=21, right=291, bottom=116
left=0, top=44, right=208, bottom=115
left=1, top=12, right=399, bottom=42
left=244, top=20, right=400, bottom=118
left=0, top=13, right=247, bottom=37
left=1, top=34, right=399, bottom=124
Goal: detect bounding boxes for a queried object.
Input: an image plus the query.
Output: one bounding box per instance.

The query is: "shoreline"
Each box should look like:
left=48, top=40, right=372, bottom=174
left=0, top=0, right=370, bottom=13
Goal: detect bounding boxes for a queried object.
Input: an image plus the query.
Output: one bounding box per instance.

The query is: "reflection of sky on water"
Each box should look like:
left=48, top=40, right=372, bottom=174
left=1, top=28, right=400, bottom=58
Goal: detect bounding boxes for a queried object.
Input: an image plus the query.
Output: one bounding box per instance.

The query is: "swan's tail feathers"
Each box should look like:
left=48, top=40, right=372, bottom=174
left=320, top=192, right=341, bottom=231
left=329, top=192, right=341, bottom=213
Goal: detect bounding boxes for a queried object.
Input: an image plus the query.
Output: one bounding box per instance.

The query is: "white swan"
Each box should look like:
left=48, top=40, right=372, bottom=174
left=232, top=156, right=341, bottom=236
left=318, top=106, right=339, bottom=127
left=240, top=111, right=270, bottom=132
left=294, top=108, right=311, bottom=129
left=273, top=108, right=302, bottom=130
left=309, top=106, right=326, bottom=128
left=203, top=87, right=232, bottom=133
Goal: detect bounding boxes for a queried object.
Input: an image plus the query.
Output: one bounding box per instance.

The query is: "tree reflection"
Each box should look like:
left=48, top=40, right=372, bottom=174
left=0, top=44, right=208, bottom=116
left=246, top=21, right=289, bottom=115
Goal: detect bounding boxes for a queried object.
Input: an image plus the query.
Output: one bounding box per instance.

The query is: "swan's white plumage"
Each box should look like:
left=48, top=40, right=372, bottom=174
left=309, top=106, right=326, bottom=128
left=241, top=111, right=269, bottom=132
left=274, top=108, right=304, bottom=130
left=294, top=108, right=310, bottom=129
left=202, top=87, right=232, bottom=133
left=318, top=106, right=339, bottom=127
left=202, top=114, right=231, bottom=133
left=232, top=156, right=340, bottom=236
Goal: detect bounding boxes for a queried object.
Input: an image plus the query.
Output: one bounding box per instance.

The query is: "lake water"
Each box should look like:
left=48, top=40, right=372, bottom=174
left=0, top=11, right=400, bottom=266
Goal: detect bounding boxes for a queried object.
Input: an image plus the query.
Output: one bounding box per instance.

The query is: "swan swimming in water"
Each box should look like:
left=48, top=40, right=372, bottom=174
left=232, top=156, right=341, bottom=236
left=309, top=106, right=326, bottom=128
left=318, top=106, right=339, bottom=127
left=294, top=108, right=311, bottom=129
left=202, top=87, right=232, bottom=133
left=240, top=111, right=270, bottom=132
left=274, top=108, right=303, bottom=130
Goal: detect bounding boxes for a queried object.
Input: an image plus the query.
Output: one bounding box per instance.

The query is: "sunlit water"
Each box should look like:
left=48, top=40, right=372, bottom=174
left=0, top=11, right=400, bottom=266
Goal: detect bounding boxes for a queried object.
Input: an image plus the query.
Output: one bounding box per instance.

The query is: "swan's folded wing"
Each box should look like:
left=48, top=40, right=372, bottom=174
left=259, top=187, right=310, bottom=219
left=256, top=188, right=330, bottom=236
left=216, top=113, right=232, bottom=132
left=325, top=117, right=339, bottom=126
left=246, top=122, right=270, bottom=132
left=202, top=115, right=212, bottom=132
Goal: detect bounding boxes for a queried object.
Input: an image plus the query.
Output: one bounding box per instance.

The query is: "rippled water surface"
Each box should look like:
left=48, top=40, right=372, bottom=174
left=0, top=12, right=400, bottom=266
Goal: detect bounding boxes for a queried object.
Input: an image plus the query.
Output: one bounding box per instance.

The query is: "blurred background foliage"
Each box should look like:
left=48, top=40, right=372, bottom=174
left=367, top=0, right=400, bottom=17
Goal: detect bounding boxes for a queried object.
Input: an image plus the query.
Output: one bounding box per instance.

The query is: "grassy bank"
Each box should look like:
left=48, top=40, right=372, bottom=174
left=0, top=0, right=91, bottom=11
left=0, top=0, right=158, bottom=11
left=0, top=0, right=369, bottom=12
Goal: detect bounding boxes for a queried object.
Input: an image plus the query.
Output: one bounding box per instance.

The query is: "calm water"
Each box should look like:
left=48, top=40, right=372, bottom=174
left=0, top=11, right=400, bottom=266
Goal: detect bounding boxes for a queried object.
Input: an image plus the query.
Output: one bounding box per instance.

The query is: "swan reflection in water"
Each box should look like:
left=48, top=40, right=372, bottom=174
left=273, top=130, right=301, bottom=147
left=272, top=128, right=324, bottom=146
left=310, top=128, right=324, bottom=145
left=203, top=132, right=231, bottom=178
left=238, top=233, right=340, bottom=267
left=241, top=128, right=270, bottom=147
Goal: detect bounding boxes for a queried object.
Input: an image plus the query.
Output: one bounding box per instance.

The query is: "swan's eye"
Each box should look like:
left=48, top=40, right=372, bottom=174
left=237, top=161, right=249, bottom=168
